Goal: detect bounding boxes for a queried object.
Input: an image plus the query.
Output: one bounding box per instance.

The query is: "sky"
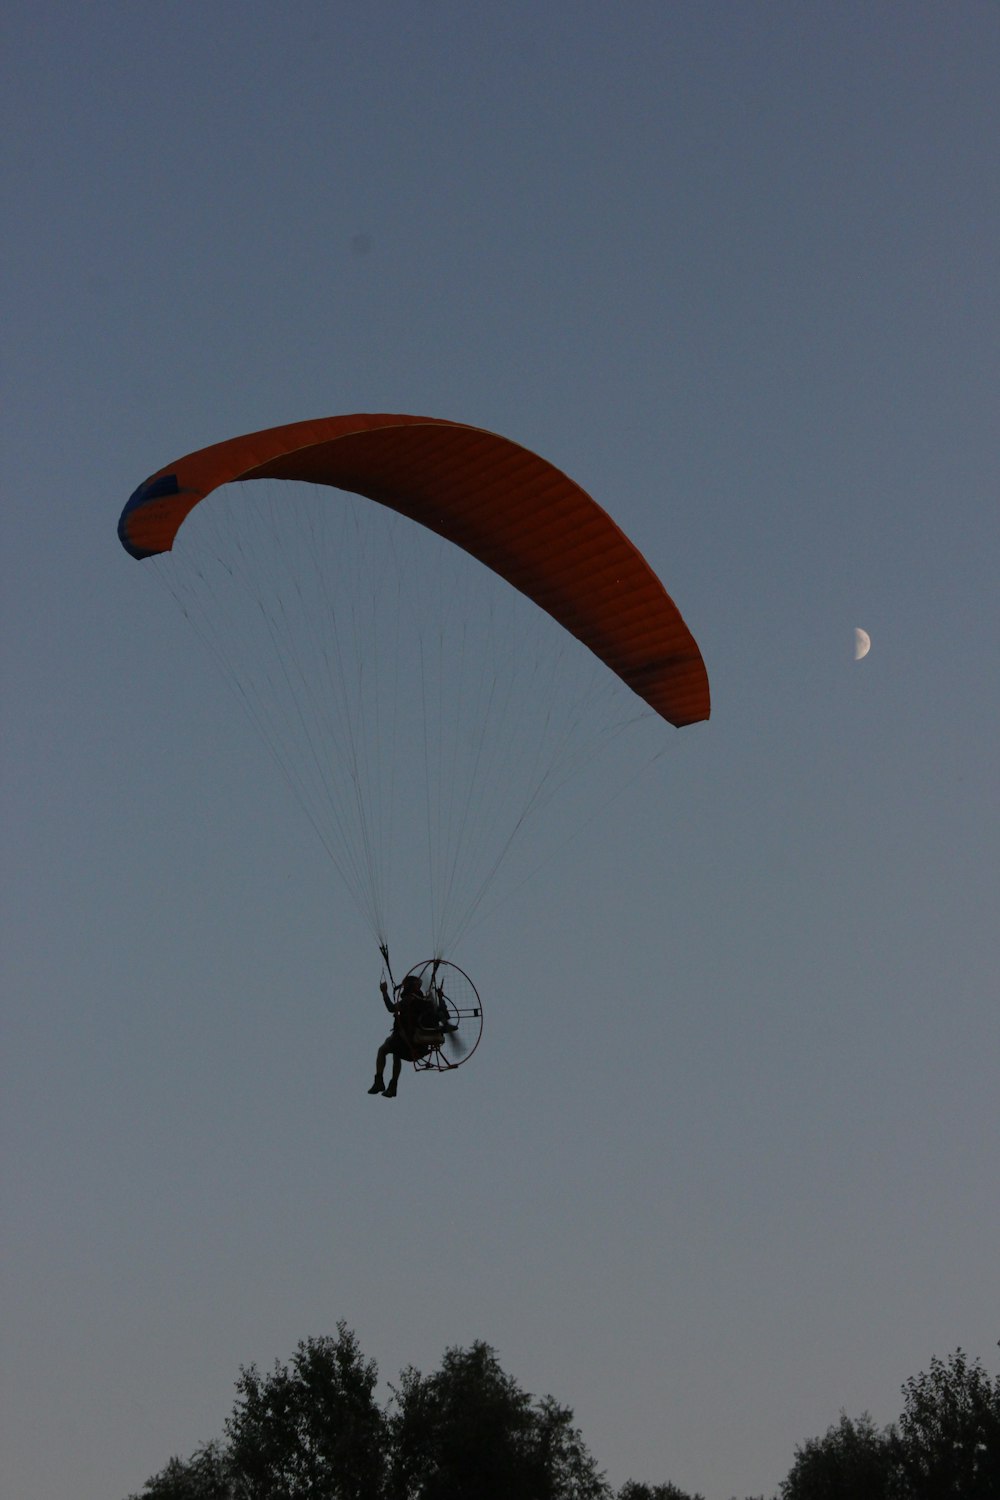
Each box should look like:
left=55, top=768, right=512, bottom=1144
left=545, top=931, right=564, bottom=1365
left=2, top=4, right=998, bottom=1498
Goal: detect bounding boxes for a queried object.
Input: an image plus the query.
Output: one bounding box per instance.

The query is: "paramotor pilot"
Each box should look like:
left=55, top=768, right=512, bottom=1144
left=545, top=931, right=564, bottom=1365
left=368, top=973, right=452, bottom=1098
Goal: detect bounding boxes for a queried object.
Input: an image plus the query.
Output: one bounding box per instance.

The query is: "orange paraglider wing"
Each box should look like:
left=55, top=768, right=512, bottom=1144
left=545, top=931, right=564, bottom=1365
left=119, top=413, right=709, bottom=727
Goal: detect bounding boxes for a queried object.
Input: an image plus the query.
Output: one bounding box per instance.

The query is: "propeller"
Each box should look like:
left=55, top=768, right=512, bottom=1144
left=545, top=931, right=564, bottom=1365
left=442, top=1023, right=468, bottom=1059
left=430, top=984, right=468, bottom=1059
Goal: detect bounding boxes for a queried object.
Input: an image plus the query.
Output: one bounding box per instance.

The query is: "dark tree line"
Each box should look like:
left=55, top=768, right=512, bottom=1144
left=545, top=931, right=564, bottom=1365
left=126, top=1329, right=999, bottom=1500
left=779, top=1348, right=1000, bottom=1500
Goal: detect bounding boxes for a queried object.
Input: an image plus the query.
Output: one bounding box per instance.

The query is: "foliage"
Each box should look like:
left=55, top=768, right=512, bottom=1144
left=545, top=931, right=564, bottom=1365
left=387, top=1340, right=609, bottom=1500
left=779, top=1411, right=894, bottom=1500
left=126, top=1334, right=1000, bottom=1500
left=224, top=1323, right=387, bottom=1500
left=891, top=1347, right=1000, bottom=1499
left=779, top=1348, right=1000, bottom=1500
left=129, top=1329, right=608, bottom=1500
left=617, top=1482, right=705, bottom=1499
left=125, top=1441, right=232, bottom=1500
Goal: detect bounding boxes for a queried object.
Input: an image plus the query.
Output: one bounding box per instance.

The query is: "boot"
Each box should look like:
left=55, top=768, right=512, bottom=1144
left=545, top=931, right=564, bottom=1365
left=383, top=1079, right=398, bottom=1098
left=368, top=1076, right=384, bottom=1094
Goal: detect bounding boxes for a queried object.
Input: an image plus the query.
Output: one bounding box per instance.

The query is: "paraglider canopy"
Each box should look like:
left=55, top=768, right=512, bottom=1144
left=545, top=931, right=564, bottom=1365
left=119, top=412, right=709, bottom=954
left=119, top=412, right=709, bottom=728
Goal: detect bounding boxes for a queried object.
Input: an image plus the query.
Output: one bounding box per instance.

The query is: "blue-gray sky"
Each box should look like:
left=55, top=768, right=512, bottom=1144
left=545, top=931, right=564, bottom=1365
left=3, top=5, right=998, bottom=1498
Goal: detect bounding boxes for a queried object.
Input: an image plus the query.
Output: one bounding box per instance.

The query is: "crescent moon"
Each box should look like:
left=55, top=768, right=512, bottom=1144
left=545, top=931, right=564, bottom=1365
left=854, top=627, right=871, bottom=661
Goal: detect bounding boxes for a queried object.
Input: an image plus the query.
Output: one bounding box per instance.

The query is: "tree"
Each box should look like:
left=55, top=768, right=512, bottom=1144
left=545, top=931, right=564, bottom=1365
left=388, top=1340, right=609, bottom=1500
left=223, top=1324, right=387, bottom=1500
left=125, top=1331, right=1000, bottom=1500
left=775, top=1348, right=1000, bottom=1500
left=129, top=1330, right=609, bottom=1500
left=778, top=1411, right=894, bottom=1500
left=891, top=1347, right=1000, bottom=1500
left=617, top=1482, right=705, bottom=1499
left=126, top=1441, right=232, bottom=1500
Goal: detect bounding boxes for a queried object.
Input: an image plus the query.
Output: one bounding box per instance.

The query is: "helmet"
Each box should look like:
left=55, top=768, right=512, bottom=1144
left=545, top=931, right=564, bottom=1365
left=401, top=973, right=423, bottom=993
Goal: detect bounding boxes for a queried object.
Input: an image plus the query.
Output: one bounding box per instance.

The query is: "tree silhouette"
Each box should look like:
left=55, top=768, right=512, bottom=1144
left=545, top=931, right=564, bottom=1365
left=224, top=1324, right=386, bottom=1499
left=779, top=1411, right=894, bottom=1499
left=387, top=1340, right=608, bottom=1499
left=892, top=1347, right=1000, bottom=1499
left=126, top=1334, right=1000, bottom=1500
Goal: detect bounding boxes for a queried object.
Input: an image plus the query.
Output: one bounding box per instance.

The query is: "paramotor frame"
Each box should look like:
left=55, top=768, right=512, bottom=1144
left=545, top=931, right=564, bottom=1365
left=402, top=959, right=483, bottom=1073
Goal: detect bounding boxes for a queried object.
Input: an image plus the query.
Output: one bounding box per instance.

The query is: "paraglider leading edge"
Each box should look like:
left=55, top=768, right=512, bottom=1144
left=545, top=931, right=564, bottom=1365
left=117, top=411, right=710, bottom=728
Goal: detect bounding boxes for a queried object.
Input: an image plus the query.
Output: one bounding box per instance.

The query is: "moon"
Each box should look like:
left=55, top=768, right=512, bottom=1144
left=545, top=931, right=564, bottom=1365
left=854, top=627, right=871, bottom=661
